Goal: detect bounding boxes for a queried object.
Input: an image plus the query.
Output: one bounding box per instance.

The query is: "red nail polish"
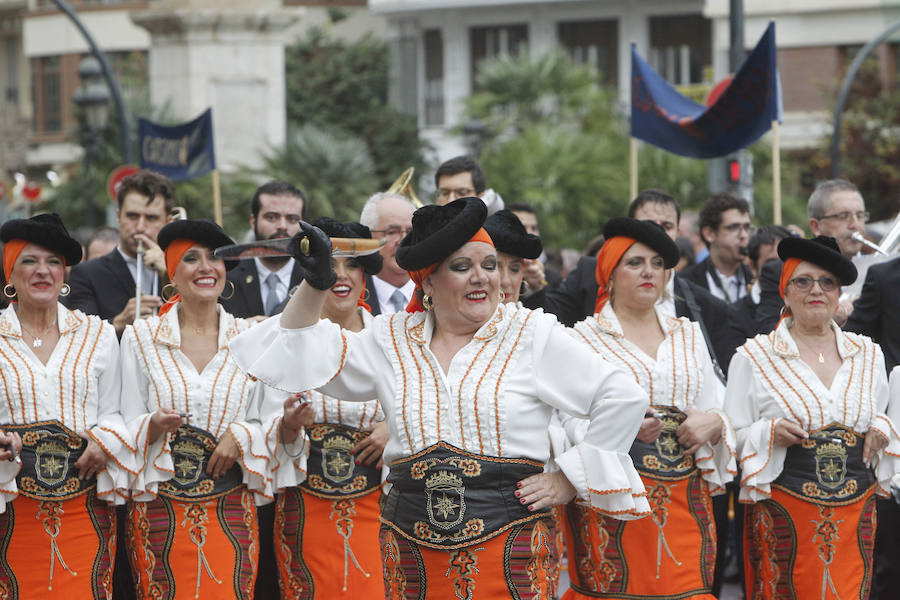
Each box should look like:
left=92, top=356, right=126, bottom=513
left=529, top=505, right=535, bottom=512
left=517, top=482, right=522, bottom=488
left=515, top=491, right=520, bottom=497
left=521, top=498, right=527, bottom=504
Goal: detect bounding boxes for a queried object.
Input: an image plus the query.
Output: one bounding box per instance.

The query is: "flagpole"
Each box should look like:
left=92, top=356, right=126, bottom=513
left=771, top=120, right=781, bottom=225
left=630, top=137, right=638, bottom=200
left=211, top=169, right=223, bottom=226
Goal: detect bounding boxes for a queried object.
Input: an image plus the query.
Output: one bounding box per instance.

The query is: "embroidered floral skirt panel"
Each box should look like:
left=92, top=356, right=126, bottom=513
left=274, top=486, right=384, bottom=599
left=562, top=471, right=716, bottom=600
left=126, top=488, right=259, bottom=600
left=0, top=492, right=116, bottom=599
left=744, top=488, right=875, bottom=600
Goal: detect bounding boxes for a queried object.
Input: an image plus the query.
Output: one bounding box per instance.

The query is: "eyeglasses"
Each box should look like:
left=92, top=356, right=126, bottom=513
left=722, top=223, right=755, bottom=234
left=788, top=275, right=840, bottom=292
left=436, top=187, right=475, bottom=200
left=371, top=226, right=412, bottom=240
left=818, top=210, right=869, bottom=223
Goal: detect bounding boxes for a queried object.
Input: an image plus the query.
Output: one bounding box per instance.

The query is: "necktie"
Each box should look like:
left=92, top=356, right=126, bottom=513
left=265, top=273, right=280, bottom=316
left=388, top=289, right=406, bottom=313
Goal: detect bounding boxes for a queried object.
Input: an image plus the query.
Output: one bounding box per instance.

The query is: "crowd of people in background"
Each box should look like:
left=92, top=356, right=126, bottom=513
left=0, top=157, right=898, bottom=600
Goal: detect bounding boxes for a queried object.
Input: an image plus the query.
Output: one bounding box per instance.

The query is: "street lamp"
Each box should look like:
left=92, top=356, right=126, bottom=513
left=72, top=56, right=110, bottom=227
left=462, top=117, right=487, bottom=158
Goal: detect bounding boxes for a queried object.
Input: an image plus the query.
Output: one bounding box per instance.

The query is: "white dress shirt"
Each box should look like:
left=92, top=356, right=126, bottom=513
left=255, top=257, right=295, bottom=313
left=371, top=276, right=415, bottom=315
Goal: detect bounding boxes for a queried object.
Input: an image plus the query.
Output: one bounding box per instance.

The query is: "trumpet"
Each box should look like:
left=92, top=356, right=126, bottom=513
left=851, top=232, right=888, bottom=256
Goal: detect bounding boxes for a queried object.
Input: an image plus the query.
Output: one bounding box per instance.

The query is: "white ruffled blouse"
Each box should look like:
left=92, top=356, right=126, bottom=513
left=119, top=304, right=271, bottom=503
left=565, top=304, right=737, bottom=493
left=230, top=303, right=652, bottom=518
left=0, top=303, right=130, bottom=510
left=725, top=318, right=898, bottom=502
left=256, top=308, right=385, bottom=491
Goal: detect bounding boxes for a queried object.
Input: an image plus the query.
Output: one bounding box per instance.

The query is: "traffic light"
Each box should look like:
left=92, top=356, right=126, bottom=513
left=707, top=150, right=754, bottom=212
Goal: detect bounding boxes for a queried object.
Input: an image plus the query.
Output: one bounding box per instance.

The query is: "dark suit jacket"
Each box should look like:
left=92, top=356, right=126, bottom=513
left=523, top=255, right=747, bottom=373
left=64, top=249, right=161, bottom=321
left=220, top=259, right=304, bottom=319
left=845, top=255, right=900, bottom=372
left=680, top=256, right=754, bottom=302
left=365, top=274, right=383, bottom=317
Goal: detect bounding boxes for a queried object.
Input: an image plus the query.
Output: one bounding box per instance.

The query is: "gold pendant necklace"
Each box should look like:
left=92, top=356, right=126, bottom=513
left=817, top=352, right=825, bottom=363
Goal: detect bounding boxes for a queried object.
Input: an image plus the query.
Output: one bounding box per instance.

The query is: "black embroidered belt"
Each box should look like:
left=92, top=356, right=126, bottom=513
left=301, top=422, right=381, bottom=499
left=3, top=420, right=94, bottom=500
left=158, top=424, right=242, bottom=502
left=381, top=441, right=548, bottom=550
left=629, top=406, right=696, bottom=480
left=773, top=424, right=875, bottom=505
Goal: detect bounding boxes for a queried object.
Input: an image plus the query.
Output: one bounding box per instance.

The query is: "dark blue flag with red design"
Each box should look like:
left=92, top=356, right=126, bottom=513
left=630, top=22, right=781, bottom=159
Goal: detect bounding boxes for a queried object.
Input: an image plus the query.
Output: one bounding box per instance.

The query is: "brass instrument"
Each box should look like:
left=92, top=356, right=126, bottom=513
left=134, top=206, right=187, bottom=321
left=387, top=167, right=423, bottom=208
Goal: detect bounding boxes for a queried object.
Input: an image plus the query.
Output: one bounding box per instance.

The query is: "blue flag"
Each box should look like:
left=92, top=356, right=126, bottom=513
left=138, top=108, right=216, bottom=181
left=630, top=22, right=781, bottom=159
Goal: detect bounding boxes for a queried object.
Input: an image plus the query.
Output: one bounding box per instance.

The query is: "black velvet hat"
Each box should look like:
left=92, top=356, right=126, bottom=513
left=483, top=209, right=542, bottom=259
left=157, top=219, right=238, bottom=271
left=311, top=217, right=383, bottom=275
left=0, top=213, right=82, bottom=266
left=777, top=235, right=856, bottom=285
left=602, top=217, right=679, bottom=269
left=396, top=197, right=488, bottom=271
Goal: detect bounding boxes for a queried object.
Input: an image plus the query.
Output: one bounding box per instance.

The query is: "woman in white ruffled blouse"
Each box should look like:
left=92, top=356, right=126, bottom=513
left=118, top=220, right=268, bottom=600
left=725, top=235, right=898, bottom=600
left=230, top=198, right=651, bottom=599
left=0, top=214, right=131, bottom=598
left=562, top=218, right=735, bottom=600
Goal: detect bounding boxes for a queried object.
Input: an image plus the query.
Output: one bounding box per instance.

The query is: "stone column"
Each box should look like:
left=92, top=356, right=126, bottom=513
left=131, top=0, right=302, bottom=171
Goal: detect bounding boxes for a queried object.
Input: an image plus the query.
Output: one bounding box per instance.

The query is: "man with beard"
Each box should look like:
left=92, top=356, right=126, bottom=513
left=221, top=180, right=305, bottom=318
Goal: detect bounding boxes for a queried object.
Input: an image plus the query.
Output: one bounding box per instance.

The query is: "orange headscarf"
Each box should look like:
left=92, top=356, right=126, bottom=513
left=158, top=239, right=196, bottom=316
left=594, top=236, right=637, bottom=313
left=2, top=239, right=29, bottom=281
left=778, top=257, right=803, bottom=300
left=405, top=227, right=495, bottom=313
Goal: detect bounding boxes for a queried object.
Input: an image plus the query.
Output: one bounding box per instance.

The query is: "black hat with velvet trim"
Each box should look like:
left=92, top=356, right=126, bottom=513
left=311, top=217, right=383, bottom=275
left=777, top=235, right=857, bottom=285
left=157, top=219, right=238, bottom=271
left=483, top=209, right=542, bottom=259
left=602, top=217, right=679, bottom=269
left=0, top=213, right=83, bottom=266
left=396, top=197, right=488, bottom=271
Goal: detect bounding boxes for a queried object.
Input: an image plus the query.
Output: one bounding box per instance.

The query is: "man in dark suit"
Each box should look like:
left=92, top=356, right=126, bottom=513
left=220, top=181, right=305, bottom=319
left=679, top=193, right=754, bottom=305
left=359, top=191, right=416, bottom=316
left=65, top=170, right=173, bottom=337
left=845, top=254, right=900, bottom=600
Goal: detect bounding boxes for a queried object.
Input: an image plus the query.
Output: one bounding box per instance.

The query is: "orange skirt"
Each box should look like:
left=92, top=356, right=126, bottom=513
left=380, top=515, right=559, bottom=599
left=126, top=488, right=259, bottom=600
left=0, top=492, right=116, bottom=599
left=275, top=486, right=384, bottom=599
left=563, top=472, right=716, bottom=600
left=744, top=487, right=876, bottom=600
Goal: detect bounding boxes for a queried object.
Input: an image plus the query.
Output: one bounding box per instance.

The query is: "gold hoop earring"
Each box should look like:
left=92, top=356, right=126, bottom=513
left=59, top=283, right=70, bottom=297
left=219, top=280, right=235, bottom=300
left=162, top=283, right=178, bottom=301
left=498, top=290, right=505, bottom=303
left=779, top=305, right=791, bottom=320
left=422, top=294, right=433, bottom=311
left=363, top=288, right=370, bottom=301
left=2, top=285, right=15, bottom=299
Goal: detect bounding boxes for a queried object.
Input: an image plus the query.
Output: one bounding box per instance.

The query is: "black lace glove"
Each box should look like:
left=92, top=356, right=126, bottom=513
left=289, top=222, right=337, bottom=290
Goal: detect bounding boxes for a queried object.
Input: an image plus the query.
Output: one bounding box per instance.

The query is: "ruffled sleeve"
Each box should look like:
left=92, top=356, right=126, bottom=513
left=691, top=344, right=737, bottom=495
left=724, top=352, right=786, bottom=502
left=872, top=364, right=900, bottom=495
left=531, top=314, right=650, bottom=519
left=119, top=324, right=174, bottom=501
left=227, top=378, right=276, bottom=504
left=87, top=321, right=136, bottom=504
left=247, top=383, right=309, bottom=494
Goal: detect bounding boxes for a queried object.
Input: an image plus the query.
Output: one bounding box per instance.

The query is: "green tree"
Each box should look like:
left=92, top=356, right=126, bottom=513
left=285, top=28, right=428, bottom=189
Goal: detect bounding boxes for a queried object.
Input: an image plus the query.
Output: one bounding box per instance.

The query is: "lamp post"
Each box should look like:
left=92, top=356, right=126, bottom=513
left=462, top=117, right=487, bottom=158
left=73, top=56, right=110, bottom=227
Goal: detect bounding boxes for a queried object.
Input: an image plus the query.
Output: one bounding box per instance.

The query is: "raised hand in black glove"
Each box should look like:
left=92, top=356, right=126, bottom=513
left=289, top=222, right=337, bottom=290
